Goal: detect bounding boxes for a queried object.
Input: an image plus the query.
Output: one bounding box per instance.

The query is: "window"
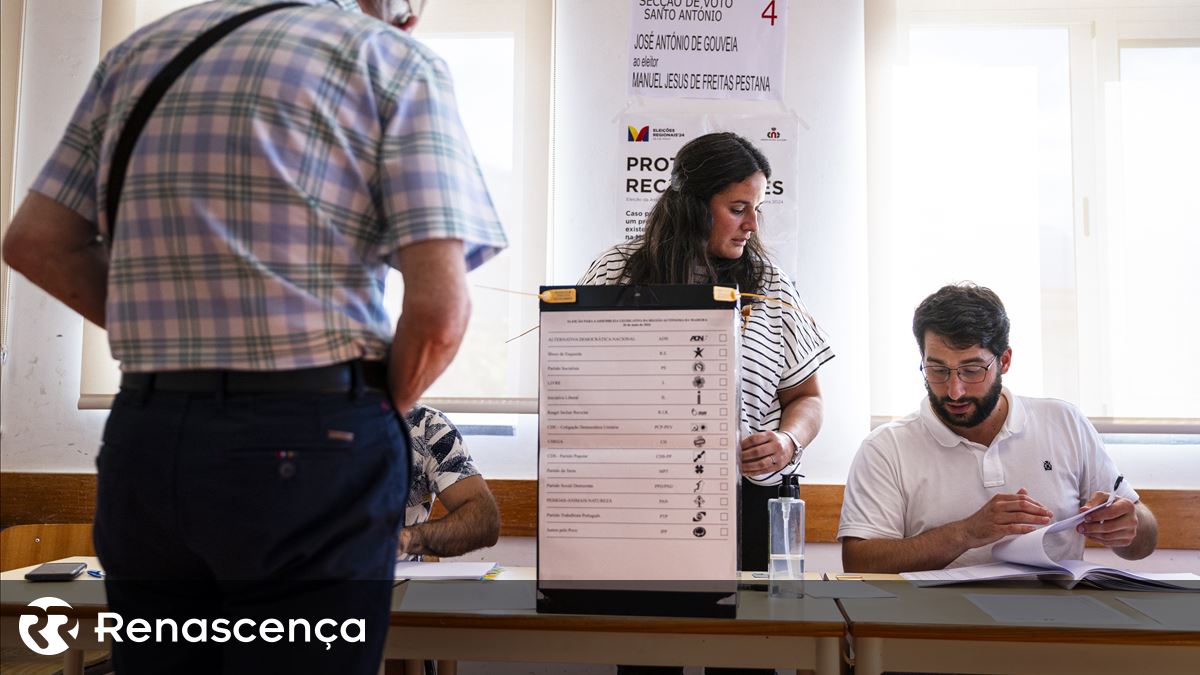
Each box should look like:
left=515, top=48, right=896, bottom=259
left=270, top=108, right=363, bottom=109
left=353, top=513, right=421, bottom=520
left=384, top=33, right=541, bottom=405
left=0, top=0, right=23, bottom=368
left=1100, top=44, right=1200, bottom=419
left=871, top=26, right=1074, bottom=416
left=868, top=1, right=1200, bottom=430
left=389, top=0, right=551, bottom=410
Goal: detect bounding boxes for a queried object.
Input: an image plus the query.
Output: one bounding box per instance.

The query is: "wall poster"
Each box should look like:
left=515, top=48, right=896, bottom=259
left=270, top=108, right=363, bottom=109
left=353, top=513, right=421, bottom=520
left=628, top=0, right=790, bottom=101
left=619, top=114, right=801, bottom=267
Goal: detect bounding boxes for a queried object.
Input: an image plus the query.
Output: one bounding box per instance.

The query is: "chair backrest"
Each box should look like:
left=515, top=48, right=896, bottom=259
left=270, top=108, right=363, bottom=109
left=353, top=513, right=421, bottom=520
left=0, top=523, right=95, bottom=571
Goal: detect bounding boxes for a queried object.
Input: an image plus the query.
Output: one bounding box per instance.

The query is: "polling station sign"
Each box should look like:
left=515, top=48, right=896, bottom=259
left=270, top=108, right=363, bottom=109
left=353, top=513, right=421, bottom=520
left=628, top=0, right=789, bottom=101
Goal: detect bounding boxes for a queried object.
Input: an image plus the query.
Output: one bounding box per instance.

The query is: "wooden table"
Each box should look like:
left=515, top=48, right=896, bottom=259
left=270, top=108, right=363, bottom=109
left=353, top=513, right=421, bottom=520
left=833, top=576, right=1200, bottom=675
left=2, top=559, right=846, bottom=674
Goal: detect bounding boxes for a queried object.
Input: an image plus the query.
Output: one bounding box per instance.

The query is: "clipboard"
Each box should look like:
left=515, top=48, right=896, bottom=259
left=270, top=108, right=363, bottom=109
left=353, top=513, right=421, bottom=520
left=536, top=284, right=741, bottom=617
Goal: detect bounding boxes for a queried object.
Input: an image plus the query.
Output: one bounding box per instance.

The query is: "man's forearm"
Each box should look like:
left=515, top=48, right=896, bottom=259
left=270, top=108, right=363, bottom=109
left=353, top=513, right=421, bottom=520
left=389, top=307, right=467, bottom=411
left=842, top=523, right=970, bottom=574
left=388, top=239, right=469, bottom=411
left=16, top=242, right=108, bottom=327
left=401, top=496, right=500, bottom=558
left=3, top=192, right=108, bottom=327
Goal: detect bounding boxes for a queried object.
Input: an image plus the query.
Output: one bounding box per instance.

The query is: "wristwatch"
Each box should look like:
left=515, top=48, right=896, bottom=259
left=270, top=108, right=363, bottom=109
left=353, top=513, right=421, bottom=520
left=779, top=430, right=804, bottom=469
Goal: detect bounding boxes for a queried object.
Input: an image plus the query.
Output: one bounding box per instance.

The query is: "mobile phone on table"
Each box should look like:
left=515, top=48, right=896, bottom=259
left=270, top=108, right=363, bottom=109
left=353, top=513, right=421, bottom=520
left=24, top=561, right=87, bottom=581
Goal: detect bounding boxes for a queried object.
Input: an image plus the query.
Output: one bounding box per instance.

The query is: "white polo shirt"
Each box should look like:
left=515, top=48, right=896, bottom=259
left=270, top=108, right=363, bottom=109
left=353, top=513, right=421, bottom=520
left=837, top=389, right=1138, bottom=568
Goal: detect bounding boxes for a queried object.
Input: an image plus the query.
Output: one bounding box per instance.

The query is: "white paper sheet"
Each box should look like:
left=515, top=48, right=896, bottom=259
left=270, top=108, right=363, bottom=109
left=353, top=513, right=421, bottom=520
left=902, top=562, right=1044, bottom=585
left=990, top=493, right=1116, bottom=568
left=394, top=561, right=497, bottom=580
left=538, top=307, right=740, bottom=582
left=965, top=593, right=1140, bottom=626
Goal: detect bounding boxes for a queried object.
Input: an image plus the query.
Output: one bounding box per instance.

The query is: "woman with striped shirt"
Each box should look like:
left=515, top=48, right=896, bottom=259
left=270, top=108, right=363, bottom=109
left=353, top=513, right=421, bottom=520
left=579, top=132, right=834, bottom=574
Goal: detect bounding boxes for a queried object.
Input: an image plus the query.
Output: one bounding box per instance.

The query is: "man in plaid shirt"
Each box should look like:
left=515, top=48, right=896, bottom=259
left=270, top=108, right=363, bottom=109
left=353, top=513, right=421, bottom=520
left=3, top=1, right=506, bottom=672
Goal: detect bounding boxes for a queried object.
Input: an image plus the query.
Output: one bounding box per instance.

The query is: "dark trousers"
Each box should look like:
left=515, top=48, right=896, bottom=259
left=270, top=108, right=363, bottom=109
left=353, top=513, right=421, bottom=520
left=93, top=387, right=409, bottom=674
left=739, top=479, right=777, bottom=572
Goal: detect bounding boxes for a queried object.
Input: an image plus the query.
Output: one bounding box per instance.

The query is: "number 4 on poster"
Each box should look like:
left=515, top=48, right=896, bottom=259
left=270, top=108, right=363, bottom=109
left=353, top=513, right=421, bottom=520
left=761, top=1, right=778, bottom=26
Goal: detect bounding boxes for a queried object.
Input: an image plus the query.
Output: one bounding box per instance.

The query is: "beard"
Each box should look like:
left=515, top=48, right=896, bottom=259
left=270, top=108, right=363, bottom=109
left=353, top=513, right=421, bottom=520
left=926, top=373, right=1004, bottom=429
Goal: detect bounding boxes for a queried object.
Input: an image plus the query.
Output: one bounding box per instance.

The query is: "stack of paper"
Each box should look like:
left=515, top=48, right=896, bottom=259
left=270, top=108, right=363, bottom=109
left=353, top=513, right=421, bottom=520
left=394, top=561, right=498, bottom=581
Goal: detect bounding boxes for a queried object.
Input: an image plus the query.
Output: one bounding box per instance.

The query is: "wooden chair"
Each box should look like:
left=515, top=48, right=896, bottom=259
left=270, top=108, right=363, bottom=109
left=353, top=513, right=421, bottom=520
left=0, top=523, right=95, bottom=571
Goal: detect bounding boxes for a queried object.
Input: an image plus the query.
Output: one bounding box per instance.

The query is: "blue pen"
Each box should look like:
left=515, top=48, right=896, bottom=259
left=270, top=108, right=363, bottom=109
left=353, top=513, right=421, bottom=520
left=87, top=569, right=105, bottom=579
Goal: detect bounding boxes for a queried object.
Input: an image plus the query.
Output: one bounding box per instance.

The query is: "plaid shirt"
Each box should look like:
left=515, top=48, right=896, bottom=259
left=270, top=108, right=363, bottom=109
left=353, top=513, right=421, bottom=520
left=32, top=0, right=507, bottom=372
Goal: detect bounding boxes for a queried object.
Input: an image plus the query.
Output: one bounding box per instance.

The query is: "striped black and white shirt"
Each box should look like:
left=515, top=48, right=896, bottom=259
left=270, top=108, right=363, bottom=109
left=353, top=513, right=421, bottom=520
left=579, top=243, right=834, bottom=484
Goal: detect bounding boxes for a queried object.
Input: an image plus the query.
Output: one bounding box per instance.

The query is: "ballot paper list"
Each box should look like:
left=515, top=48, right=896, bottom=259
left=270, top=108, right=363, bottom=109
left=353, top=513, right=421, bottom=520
left=539, top=309, right=740, bottom=581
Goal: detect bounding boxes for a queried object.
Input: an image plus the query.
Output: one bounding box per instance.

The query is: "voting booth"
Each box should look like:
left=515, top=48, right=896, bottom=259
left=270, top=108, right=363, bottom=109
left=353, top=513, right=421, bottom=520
left=536, top=285, right=742, bottom=617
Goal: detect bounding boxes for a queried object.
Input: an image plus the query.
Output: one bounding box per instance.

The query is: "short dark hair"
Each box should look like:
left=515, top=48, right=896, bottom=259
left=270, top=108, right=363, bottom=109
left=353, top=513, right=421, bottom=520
left=912, top=283, right=1010, bottom=357
left=622, top=132, right=772, bottom=293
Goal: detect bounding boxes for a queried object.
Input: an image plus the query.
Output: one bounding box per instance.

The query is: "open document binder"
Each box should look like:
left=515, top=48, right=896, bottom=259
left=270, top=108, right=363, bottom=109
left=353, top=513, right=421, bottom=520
left=537, top=285, right=742, bottom=617
left=903, top=497, right=1200, bottom=591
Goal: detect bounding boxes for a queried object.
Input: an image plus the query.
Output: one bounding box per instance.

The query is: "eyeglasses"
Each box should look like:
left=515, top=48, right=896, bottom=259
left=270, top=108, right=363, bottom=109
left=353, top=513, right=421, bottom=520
left=921, top=356, right=997, bottom=384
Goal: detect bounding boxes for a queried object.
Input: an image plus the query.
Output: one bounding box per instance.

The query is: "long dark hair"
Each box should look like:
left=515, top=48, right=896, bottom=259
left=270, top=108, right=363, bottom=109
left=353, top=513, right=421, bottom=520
left=621, top=132, right=771, bottom=293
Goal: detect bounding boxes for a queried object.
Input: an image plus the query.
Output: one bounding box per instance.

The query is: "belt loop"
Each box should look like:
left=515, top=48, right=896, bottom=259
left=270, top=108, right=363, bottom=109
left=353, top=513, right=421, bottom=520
left=349, top=360, right=364, bottom=400
left=216, top=371, right=228, bottom=407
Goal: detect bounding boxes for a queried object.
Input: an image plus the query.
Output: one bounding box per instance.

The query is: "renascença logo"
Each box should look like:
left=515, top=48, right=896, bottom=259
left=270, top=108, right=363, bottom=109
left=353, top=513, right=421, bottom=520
left=19, top=597, right=79, bottom=656
left=19, top=597, right=365, bottom=652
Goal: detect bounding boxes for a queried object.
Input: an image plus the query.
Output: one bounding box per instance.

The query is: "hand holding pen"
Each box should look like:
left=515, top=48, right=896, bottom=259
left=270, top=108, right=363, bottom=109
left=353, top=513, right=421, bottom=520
left=1077, top=475, right=1139, bottom=547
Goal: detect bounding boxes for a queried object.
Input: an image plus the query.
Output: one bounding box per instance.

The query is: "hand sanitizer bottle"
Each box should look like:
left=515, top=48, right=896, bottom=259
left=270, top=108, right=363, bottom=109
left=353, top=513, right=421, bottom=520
left=768, top=474, right=805, bottom=598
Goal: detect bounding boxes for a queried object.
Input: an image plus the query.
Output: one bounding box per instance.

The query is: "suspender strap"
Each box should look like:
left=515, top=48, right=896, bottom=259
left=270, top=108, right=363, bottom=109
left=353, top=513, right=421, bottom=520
left=105, top=2, right=305, bottom=237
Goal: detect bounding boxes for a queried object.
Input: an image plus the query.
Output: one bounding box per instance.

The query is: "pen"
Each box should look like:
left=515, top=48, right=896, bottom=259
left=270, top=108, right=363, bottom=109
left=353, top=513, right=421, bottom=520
left=87, top=569, right=104, bottom=579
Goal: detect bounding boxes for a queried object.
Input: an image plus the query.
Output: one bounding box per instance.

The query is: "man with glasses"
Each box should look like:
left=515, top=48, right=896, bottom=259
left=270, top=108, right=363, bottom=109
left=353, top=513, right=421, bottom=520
left=837, top=283, right=1157, bottom=573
